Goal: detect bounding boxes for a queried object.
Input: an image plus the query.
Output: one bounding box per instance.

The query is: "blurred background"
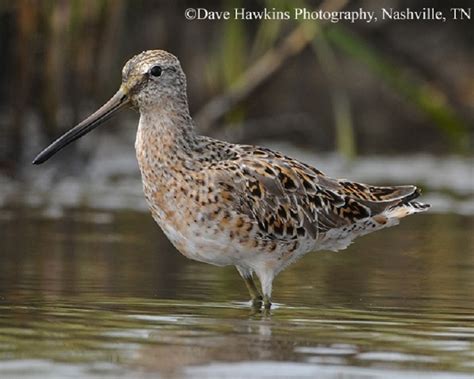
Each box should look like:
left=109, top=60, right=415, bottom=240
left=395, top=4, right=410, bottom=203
left=0, top=0, right=472, bottom=206
left=1, top=0, right=473, bottom=165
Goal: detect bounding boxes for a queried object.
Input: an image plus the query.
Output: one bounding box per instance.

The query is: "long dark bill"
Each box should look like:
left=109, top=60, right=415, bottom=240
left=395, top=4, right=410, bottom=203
left=32, top=89, right=129, bottom=164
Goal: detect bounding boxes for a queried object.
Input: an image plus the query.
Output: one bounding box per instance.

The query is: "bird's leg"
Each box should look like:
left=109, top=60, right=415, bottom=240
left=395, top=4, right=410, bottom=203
left=256, top=269, right=274, bottom=310
left=236, top=266, right=262, bottom=307
left=263, top=295, right=272, bottom=310
left=245, top=277, right=263, bottom=308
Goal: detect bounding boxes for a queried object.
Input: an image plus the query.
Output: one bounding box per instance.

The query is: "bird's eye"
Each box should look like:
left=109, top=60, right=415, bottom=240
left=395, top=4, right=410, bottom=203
left=150, top=65, right=162, bottom=77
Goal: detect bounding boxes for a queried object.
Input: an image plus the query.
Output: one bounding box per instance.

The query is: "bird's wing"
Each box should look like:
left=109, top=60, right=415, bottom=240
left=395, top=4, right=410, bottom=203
left=211, top=146, right=396, bottom=242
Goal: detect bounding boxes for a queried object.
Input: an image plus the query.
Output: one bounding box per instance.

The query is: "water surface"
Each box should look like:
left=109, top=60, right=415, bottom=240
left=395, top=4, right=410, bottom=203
left=0, top=206, right=473, bottom=378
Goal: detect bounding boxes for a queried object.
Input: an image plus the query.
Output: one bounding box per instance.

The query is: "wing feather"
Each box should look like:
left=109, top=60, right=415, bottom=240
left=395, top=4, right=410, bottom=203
left=212, top=147, right=372, bottom=242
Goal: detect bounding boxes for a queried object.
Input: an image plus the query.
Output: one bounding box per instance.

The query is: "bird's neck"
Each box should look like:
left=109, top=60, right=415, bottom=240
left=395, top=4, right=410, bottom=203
left=136, top=100, right=199, bottom=169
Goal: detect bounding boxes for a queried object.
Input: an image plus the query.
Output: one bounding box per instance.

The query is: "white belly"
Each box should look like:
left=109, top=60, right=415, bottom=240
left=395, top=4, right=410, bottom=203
left=152, top=212, right=242, bottom=267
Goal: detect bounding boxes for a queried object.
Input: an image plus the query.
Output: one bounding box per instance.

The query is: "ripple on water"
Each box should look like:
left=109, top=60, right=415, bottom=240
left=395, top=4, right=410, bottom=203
left=0, top=208, right=473, bottom=378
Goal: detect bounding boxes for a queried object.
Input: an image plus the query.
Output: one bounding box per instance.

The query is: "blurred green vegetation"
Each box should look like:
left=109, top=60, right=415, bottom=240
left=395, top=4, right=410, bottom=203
left=326, top=25, right=470, bottom=152
left=0, top=0, right=472, bottom=173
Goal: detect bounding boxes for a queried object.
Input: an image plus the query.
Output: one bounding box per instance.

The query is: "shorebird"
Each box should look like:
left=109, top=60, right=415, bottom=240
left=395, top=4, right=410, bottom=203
left=33, top=50, right=429, bottom=309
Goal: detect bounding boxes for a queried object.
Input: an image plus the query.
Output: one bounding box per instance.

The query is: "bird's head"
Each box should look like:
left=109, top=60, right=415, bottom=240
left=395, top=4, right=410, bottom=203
left=33, top=50, right=186, bottom=164
left=121, top=50, right=187, bottom=109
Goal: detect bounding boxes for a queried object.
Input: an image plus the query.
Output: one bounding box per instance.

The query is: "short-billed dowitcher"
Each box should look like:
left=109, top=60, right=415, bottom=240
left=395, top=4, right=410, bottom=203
left=33, top=50, right=429, bottom=309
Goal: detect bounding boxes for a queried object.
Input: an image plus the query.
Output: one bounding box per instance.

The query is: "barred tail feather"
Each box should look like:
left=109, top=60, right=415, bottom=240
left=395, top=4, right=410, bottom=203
left=385, top=200, right=430, bottom=219
left=383, top=186, right=429, bottom=218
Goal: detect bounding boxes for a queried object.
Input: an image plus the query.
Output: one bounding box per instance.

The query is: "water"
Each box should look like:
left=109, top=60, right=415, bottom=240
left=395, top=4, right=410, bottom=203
left=0, top=206, right=473, bottom=378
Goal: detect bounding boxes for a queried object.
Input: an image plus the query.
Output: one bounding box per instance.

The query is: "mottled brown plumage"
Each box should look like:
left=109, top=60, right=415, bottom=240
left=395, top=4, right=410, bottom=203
left=33, top=50, right=430, bottom=309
